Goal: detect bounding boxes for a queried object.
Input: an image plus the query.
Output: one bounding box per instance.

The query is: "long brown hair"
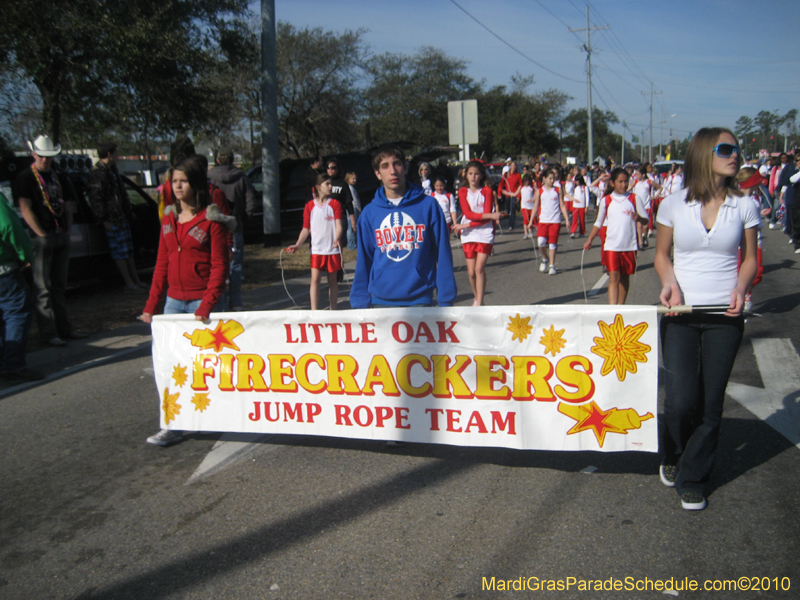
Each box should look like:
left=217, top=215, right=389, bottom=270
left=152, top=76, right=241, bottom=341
left=684, top=127, right=742, bottom=204
left=172, top=156, right=211, bottom=215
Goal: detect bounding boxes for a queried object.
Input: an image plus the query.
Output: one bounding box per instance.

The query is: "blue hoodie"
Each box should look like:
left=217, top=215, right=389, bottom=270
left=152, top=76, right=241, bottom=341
left=351, top=183, right=456, bottom=308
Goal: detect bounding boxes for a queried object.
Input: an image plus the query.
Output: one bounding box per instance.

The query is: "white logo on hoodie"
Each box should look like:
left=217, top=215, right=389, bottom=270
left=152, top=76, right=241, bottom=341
left=374, top=211, right=426, bottom=262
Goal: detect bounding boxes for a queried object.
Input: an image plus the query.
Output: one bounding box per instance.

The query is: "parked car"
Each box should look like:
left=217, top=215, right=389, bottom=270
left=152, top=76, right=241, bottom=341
left=246, top=147, right=462, bottom=241
left=653, top=160, right=684, bottom=177
left=0, top=155, right=161, bottom=280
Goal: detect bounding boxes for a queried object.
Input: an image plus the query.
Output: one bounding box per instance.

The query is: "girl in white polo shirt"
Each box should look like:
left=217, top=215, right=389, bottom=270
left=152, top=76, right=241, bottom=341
left=583, top=167, right=648, bottom=304
left=455, top=160, right=501, bottom=306
left=654, top=127, right=759, bottom=511
left=530, top=169, right=570, bottom=275
left=287, top=173, right=345, bottom=310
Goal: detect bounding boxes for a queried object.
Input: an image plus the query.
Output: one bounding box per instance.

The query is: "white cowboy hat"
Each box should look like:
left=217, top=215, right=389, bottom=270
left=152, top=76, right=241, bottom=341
left=27, top=135, right=61, bottom=157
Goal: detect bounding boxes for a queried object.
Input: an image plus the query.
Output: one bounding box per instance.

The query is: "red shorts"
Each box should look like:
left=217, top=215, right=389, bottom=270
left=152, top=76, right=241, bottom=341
left=310, top=253, right=342, bottom=273
left=606, top=250, right=637, bottom=275
left=537, top=222, right=561, bottom=244
left=521, top=209, right=533, bottom=225
left=462, top=242, right=493, bottom=258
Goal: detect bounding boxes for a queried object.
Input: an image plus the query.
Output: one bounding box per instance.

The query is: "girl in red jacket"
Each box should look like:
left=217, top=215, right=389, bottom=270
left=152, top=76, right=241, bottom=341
left=142, top=155, right=235, bottom=446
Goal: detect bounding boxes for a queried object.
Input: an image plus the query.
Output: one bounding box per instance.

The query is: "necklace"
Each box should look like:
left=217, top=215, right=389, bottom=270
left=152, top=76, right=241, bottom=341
left=31, top=163, right=65, bottom=220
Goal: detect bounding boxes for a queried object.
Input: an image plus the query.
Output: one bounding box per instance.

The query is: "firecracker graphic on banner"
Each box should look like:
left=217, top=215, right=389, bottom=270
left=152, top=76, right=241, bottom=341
left=151, top=307, right=658, bottom=452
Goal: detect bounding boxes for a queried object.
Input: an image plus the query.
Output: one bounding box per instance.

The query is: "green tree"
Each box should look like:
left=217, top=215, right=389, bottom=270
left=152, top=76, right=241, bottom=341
left=364, top=47, right=481, bottom=149
left=474, top=75, right=569, bottom=160
left=561, top=107, right=621, bottom=163
left=2, top=0, right=250, bottom=145
left=275, top=22, right=367, bottom=159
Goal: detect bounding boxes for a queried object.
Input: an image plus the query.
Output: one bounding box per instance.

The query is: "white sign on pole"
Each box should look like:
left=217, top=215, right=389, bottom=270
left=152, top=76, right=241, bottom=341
left=448, top=100, right=479, bottom=163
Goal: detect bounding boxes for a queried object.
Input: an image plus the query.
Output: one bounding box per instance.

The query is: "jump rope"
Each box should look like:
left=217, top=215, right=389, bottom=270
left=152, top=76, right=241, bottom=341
left=279, top=244, right=348, bottom=310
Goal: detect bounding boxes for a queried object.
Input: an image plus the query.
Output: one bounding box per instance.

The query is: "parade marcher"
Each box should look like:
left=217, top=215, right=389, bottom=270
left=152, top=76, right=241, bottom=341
left=499, top=161, right=521, bottom=231
left=418, top=162, right=433, bottom=195
left=286, top=173, right=344, bottom=310
left=208, top=148, right=257, bottom=310
left=632, top=164, right=653, bottom=248
left=531, top=168, right=571, bottom=275
left=142, top=156, right=234, bottom=446
left=777, top=153, right=797, bottom=243
left=0, top=184, right=44, bottom=382
left=431, top=176, right=457, bottom=229
left=583, top=168, right=648, bottom=305
left=520, top=175, right=536, bottom=240
left=351, top=145, right=456, bottom=309
left=13, top=135, right=87, bottom=346
left=565, top=174, right=589, bottom=238
left=88, top=142, right=146, bottom=293
left=655, top=127, right=759, bottom=510
left=737, top=167, right=770, bottom=311
left=454, top=160, right=501, bottom=306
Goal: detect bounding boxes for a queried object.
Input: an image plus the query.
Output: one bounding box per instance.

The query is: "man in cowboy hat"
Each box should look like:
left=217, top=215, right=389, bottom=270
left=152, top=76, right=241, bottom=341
left=12, top=135, right=87, bottom=346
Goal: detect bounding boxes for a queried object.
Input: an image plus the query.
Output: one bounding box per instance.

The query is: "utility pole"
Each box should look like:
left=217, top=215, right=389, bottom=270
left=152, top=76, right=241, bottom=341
left=569, top=6, right=607, bottom=166
left=261, top=0, right=281, bottom=246
left=621, top=121, right=627, bottom=165
left=641, top=83, right=661, bottom=164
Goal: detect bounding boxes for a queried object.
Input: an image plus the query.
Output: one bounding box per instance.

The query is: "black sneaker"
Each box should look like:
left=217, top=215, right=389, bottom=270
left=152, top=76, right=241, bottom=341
left=659, top=463, right=676, bottom=487
left=679, top=489, right=707, bottom=510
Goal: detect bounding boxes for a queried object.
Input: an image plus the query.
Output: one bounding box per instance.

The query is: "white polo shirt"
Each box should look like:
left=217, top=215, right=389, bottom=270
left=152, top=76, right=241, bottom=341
left=594, top=193, right=647, bottom=252
left=657, top=189, right=761, bottom=305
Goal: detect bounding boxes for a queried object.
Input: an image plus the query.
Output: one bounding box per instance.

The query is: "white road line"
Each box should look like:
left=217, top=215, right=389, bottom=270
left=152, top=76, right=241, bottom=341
left=727, top=338, right=800, bottom=449
left=588, top=273, right=609, bottom=297
left=187, top=433, right=277, bottom=483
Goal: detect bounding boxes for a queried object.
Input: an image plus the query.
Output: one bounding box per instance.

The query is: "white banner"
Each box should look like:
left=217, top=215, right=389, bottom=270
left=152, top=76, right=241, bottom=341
left=151, top=306, right=658, bottom=452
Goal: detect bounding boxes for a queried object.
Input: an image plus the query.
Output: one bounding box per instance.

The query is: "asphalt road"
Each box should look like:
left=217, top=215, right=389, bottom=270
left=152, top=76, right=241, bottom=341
left=2, top=217, right=799, bottom=600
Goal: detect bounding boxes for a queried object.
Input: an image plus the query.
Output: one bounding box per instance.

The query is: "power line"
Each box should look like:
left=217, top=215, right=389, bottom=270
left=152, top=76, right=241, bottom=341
left=448, top=0, right=585, bottom=84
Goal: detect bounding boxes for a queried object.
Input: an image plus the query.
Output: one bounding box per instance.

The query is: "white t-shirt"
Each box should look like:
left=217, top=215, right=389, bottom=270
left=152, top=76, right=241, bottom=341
left=657, top=189, right=761, bottom=305
left=538, top=187, right=562, bottom=224
left=303, top=198, right=344, bottom=255
left=633, top=179, right=651, bottom=209
left=460, top=188, right=494, bottom=244
left=594, top=193, right=647, bottom=252
left=570, top=185, right=588, bottom=209
left=520, top=185, right=535, bottom=211
left=432, top=191, right=456, bottom=224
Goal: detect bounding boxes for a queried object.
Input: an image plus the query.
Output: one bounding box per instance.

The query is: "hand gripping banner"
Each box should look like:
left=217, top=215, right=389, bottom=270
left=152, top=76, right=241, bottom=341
left=151, top=305, right=658, bottom=452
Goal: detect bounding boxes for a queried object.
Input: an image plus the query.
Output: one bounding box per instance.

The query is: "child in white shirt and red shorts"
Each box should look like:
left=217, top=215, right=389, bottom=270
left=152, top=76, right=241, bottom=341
left=583, top=167, right=648, bottom=304
left=287, top=173, right=345, bottom=310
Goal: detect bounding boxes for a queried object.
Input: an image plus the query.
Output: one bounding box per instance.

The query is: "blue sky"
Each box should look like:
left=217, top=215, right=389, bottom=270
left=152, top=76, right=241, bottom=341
left=269, top=0, right=800, bottom=150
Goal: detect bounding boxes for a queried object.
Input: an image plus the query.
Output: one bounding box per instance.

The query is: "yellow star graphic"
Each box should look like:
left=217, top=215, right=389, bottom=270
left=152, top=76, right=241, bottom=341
left=507, top=313, right=533, bottom=343
left=172, top=364, right=188, bottom=387
left=539, top=325, right=567, bottom=357
left=191, top=392, right=211, bottom=412
left=162, top=388, right=181, bottom=425
left=590, top=314, right=651, bottom=381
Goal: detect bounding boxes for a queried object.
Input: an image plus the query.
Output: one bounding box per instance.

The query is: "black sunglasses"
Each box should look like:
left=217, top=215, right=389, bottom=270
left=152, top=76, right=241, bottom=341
left=712, top=143, right=740, bottom=158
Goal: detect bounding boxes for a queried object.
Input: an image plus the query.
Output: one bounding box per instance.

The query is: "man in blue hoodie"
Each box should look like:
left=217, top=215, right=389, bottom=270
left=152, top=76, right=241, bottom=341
left=351, top=145, right=456, bottom=308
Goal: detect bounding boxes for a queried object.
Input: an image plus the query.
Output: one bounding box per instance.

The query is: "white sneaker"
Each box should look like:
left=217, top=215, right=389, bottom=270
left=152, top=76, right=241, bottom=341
left=769, top=222, right=777, bottom=229
left=548, top=265, right=557, bottom=275
left=147, top=429, right=184, bottom=446
left=539, top=260, right=548, bottom=273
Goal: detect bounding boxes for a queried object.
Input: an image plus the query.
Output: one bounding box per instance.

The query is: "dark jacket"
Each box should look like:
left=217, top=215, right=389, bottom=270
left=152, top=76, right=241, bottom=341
left=208, top=164, right=257, bottom=233
left=88, top=160, right=134, bottom=226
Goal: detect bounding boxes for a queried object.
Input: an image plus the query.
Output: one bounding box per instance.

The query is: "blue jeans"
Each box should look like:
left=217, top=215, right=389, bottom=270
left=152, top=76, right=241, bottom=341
left=229, top=231, right=244, bottom=307
left=346, top=210, right=358, bottom=250
left=660, top=314, right=744, bottom=493
left=31, top=231, right=72, bottom=340
left=506, top=196, right=517, bottom=229
left=164, top=295, right=227, bottom=316
left=0, top=271, right=33, bottom=373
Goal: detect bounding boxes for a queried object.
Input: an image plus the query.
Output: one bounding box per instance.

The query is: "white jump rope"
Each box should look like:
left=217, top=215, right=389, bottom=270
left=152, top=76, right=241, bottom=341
left=279, top=245, right=349, bottom=310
